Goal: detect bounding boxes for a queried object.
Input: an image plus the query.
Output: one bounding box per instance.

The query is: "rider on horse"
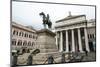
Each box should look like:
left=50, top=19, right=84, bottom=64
left=39, top=12, right=52, bottom=29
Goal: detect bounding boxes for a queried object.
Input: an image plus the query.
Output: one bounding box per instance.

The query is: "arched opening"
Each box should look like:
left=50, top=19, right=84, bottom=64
left=89, top=42, right=94, bottom=52
left=12, top=39, right=16, bottom=45
left=13, top=30, right=16, bottom=35
left=22, top=48, right=26, bottom=53
left=17, top=40, right=22, bottom=46
left=32, top=42, right=35, bottom=46
left=28, top=42, right=31, bottom=46
left=23, top=41, right=27, bottom=46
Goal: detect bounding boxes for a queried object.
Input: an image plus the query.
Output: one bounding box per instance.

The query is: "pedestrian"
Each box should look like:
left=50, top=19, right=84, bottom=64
left=27, top=54, right=33, bottom=65
left=47, top=55, right=54, bottom=64
left=85, top=49, right=88, bottom=56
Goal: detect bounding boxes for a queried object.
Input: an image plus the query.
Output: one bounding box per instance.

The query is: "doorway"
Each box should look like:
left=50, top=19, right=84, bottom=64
left=89, top=42, right=94, bottom=52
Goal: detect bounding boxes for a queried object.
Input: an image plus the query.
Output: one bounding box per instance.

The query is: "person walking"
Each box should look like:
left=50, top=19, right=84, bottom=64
left=84, top=49, right=88, bottom=56
left=27, top=54, right=33, bottom=65
left=47, top=55, right=54, bottom=64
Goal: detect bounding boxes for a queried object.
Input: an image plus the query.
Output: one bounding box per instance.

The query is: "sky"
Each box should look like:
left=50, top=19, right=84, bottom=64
left=12, top=1, right=95, bottom=30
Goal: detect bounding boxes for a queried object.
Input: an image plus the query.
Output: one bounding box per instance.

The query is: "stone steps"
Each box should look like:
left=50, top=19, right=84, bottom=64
left=32, top=52, right=62, bottom=64
left=82, top=52, right=96, bottom=61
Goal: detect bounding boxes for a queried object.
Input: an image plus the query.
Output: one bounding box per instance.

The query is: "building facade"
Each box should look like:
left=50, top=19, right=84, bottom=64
left=87, top=19, right=96, bottom=52
left=55, top=14, right=96, bottom=53
left=12, top=22, right=37, bottom=53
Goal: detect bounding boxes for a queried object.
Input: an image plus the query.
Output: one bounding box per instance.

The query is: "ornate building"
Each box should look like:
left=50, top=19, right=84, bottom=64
left=55, top=13, right=96, bottom=53
left=12, top=22, right=37, bottom=53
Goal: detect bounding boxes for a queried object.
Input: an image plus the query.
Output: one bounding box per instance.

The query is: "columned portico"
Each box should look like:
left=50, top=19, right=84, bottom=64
left=57, top=28, right=90, bottom=52
left=84, top=28, right=90, bottom=52
left=55, top=14, right=92, bottom=53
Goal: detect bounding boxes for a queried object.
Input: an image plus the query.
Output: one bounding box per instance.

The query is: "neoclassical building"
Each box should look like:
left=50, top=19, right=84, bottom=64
left=55, top=14, right=96, bottom=53
left=12, top=22, right=37, bottom=53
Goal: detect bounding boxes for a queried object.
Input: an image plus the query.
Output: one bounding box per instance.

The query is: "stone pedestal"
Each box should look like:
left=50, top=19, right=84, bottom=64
left=33, top=29, right=62, bottom=64
left=36, top=29, right=58, bottom=52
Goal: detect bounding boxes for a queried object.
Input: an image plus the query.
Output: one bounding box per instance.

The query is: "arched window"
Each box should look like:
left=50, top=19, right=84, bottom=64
left=29, top=34, right=32, bottom=38
left=12, top=39, right=16, bottom=45
left=33, top=35, right=35, bottom=39
left=19, top=32, right=21, bottom=36
left=92, top=34, right=94, bottom=38
left=16, top=31, right=18, bottom=36
left=17, top=40, right=22, bottom=46
left=90, top=34, right=92, bottom=39
left=19, top=32, right=24, bottom=37
left=13, top=30, right=16, bottom=35
left=32, top=42, right=35, bottom=46
left=26, top=34, right=28, bottom=37
left=24, top=33, right=27, bottom=37
left=13, top=30, right=19, bottom=36
left=28, top=41, right=31, bottom=46
left=23, top=41, right=27, bottom=46
left=22, top=32, right=23, bottom=37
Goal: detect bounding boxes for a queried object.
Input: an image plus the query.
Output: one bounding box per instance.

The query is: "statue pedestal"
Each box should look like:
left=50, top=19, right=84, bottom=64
left=33, top=29, right=62, bottom=64
left=36, top=29, right=58, bottom=53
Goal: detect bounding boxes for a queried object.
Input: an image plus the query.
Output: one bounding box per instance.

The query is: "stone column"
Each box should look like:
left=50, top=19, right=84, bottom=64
left=56, top=32, right=58, bottom=46
left=60, top=31, right=63, bottom=52
left=84, top=28, right=90, bottom=52
left=71, top=29, right=75, bottom=52
left=78, top=28, right=83, bottom=52
left=66, top=30, right=69, bottom=52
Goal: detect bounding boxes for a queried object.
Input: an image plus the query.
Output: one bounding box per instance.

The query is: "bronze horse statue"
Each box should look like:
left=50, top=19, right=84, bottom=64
left=39, top=12, right=52, bottom=29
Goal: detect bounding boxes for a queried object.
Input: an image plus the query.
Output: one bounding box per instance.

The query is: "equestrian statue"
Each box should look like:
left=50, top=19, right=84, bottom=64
left=39, top=12, right=52, bottom=29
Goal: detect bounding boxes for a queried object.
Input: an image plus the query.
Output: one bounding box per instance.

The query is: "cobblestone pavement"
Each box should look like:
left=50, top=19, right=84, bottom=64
left=81, top=52, right=96, bottom=62
left=64, top=52, right=96, bottom=63
left=13, top=51, right=96, bottom=66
